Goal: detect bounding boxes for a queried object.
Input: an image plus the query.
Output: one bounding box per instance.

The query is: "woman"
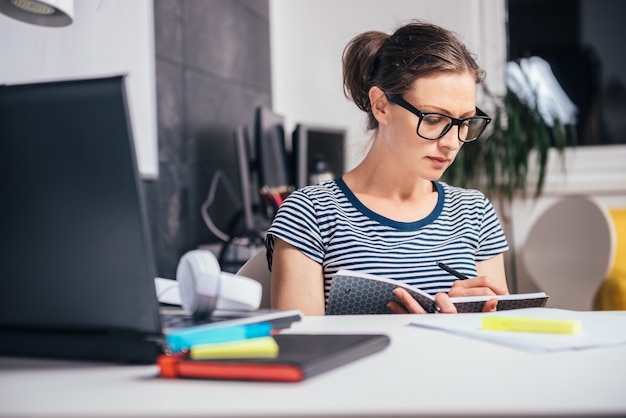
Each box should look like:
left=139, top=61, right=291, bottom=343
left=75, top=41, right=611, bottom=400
left=266, top=20, right=509, bottom=315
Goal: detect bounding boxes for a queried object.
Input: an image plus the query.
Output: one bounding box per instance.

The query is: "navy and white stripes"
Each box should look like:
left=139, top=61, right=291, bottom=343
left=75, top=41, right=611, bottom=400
left=266, top=178, right=508, bottom=304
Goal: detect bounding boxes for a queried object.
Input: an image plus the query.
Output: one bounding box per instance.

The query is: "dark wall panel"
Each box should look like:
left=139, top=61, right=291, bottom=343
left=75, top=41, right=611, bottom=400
left=183, top=0, right=272, bottom=90
left=146, top=0, right=272, bottom=278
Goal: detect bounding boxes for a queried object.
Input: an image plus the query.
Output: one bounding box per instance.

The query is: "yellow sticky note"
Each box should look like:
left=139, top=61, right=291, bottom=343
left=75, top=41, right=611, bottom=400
left=189, top=336, right=279, bottom=360
left=481, top=316, right=582, bottom=335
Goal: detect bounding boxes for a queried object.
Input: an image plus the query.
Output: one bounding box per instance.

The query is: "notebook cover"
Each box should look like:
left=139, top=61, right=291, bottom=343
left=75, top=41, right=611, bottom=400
left=326, top=271, right=548, bottom=315
left=450, top=294, right=548, bottom=313
left=326, top=273, right=439, bottom=315
left=158, top=333, right=390, bottom=382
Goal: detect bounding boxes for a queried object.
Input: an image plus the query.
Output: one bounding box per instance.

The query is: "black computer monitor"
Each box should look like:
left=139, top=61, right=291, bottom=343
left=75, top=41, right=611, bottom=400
left=292, top=124, right=346, bottom=189
left=254, top=106, right=290, bottom=189
left=234, top=126, right=256, bottom=234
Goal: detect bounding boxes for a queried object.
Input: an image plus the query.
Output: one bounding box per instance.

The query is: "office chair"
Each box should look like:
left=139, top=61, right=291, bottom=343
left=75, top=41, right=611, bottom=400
left=236, top=248, right=271, bottom=309
left=521, top=195, right=616, bottom=310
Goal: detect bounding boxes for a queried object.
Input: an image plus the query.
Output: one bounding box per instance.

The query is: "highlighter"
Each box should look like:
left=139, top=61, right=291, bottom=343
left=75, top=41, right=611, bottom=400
left=481, top=316, right=582, bottom=335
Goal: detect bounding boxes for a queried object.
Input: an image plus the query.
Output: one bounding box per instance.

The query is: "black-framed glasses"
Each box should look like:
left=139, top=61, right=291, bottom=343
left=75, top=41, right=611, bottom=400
left=386, top=93, right=491, bottom=143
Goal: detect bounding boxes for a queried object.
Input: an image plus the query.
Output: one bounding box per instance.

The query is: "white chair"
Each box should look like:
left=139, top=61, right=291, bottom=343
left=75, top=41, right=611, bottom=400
left=236, top=248, right=272, bottom=309
left=520, top=195, right=617, bottom=310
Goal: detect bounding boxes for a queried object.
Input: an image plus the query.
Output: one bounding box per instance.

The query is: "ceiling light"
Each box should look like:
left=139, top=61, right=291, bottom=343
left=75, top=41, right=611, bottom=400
left=0, top=0, right=74, bottom=27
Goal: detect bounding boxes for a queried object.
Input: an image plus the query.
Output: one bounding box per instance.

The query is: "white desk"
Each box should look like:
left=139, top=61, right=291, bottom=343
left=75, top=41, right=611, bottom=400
left=1, top=314, right=625, bottom=417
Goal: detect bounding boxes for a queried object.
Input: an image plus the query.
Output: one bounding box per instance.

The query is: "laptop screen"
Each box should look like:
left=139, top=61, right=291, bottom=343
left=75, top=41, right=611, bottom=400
left=0, top=76, right=163, bottom=362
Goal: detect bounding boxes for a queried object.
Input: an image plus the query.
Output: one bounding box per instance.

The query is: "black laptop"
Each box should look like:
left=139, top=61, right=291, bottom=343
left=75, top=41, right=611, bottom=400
left=0, top=76, right=299, bottom=364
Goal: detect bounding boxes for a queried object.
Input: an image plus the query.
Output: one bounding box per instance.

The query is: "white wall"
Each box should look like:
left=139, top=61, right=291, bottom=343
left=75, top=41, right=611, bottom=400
left=269, top=0, right=507, bottom=170
left=0, top=0, right=158, bottom=179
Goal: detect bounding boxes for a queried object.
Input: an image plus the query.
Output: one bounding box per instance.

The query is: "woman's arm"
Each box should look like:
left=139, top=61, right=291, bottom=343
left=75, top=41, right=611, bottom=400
left=475, top=253, right=508, bottom=292
left=447, top=253, right=509, bottom=297
left=270, top=237, right=326, bottom=315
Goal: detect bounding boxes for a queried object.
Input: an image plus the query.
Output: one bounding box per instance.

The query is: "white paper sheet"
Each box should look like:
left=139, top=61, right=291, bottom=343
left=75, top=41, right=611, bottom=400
left=410, top=308, right=626, bottom=352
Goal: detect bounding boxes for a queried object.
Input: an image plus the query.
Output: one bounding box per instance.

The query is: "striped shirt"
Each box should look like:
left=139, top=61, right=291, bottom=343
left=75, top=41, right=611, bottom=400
left=265, top=178, right=509, bottom=303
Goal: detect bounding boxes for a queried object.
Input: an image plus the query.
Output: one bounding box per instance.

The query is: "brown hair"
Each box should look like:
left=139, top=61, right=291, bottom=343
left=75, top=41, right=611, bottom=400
left=342, top=20, right=485, bottom=130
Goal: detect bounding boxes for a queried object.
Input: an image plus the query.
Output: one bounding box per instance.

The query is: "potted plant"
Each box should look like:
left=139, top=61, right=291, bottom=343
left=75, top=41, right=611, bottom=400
left=442, top=60, right=577, bottom=291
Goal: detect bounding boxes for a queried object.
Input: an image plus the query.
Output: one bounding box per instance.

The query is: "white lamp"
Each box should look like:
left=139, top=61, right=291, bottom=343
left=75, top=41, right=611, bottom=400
left=0, top=0, right=73, bottom=27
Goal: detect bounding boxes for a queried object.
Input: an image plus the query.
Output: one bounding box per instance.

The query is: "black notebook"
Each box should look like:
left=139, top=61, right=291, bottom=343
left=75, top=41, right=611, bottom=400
left=326, top=270, right=548, bottom=315
left=158, top=333, right=391, bottom=382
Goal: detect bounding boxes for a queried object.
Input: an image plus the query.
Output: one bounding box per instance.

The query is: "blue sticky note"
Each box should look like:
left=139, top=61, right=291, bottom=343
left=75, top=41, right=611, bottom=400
left=166, top=322, right=273, bottom=353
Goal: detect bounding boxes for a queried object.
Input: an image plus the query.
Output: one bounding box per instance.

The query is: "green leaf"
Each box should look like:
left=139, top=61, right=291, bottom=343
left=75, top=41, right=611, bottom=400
left=442, top=84, right=574, bottom=204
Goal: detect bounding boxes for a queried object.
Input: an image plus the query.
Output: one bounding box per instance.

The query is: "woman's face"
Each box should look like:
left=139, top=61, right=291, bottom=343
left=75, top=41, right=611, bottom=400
left=383, top=71, right=477, bottom=181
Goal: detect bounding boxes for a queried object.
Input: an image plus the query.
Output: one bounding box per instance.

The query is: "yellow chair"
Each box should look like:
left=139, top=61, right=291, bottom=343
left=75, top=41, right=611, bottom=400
left=595, top=208, right=626, bottom=310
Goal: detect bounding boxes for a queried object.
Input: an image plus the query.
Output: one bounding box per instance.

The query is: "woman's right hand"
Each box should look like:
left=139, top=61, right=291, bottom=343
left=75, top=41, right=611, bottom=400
left=386, top=287, right=499, bottom=314
left=386, top=288, right=429, bottom=314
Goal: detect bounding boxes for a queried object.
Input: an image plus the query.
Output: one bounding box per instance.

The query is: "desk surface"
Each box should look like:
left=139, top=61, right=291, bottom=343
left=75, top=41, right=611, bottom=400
left=1, top=313, right=625, bottom=418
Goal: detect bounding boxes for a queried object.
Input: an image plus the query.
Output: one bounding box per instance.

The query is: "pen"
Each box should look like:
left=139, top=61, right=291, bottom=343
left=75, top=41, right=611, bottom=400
left=437, top=262, right=470, bottom=281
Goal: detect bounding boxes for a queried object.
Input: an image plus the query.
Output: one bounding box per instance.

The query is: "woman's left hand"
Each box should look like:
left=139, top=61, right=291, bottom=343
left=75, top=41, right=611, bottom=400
left=447, top=275, right=508, bottom=298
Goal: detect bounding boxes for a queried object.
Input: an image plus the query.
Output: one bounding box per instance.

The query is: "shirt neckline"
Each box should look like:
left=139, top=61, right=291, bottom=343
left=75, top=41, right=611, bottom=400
left=334, top=177, right=445, bottom=231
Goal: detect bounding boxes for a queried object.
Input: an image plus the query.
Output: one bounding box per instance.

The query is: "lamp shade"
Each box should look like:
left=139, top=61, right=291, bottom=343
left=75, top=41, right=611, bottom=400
left=0, top=0, right=73, bottom=27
